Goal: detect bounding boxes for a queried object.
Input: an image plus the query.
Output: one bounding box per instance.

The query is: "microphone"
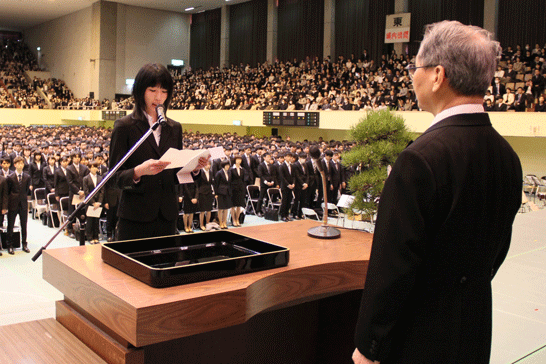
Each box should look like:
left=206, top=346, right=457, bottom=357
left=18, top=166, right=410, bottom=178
left=156, top=104, right=167, bottom=125
left=309, top=146, right=324, bottom=172
left=306, top=145, right=340, bottom=240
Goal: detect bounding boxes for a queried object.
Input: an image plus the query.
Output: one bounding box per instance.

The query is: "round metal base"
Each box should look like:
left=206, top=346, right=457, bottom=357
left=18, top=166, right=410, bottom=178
left=307, top=225, right=341, bottom=239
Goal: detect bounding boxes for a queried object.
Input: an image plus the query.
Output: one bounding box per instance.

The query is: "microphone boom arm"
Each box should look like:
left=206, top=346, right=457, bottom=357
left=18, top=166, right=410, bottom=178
left=32, top=118, right=163, bottom=262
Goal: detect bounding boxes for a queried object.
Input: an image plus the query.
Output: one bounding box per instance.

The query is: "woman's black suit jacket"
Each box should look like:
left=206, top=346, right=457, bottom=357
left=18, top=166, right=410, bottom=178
left=109, top=113, right=182, bottom=223
left=354, top=113, right=522, bottom=363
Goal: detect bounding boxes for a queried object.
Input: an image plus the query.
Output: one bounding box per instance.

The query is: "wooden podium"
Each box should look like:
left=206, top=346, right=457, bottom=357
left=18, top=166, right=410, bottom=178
left=43, top=220, right=372, bottom=364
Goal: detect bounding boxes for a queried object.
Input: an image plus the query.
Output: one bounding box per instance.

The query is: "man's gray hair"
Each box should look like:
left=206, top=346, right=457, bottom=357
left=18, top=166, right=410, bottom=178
left=417, top=20, right=501, bottom=96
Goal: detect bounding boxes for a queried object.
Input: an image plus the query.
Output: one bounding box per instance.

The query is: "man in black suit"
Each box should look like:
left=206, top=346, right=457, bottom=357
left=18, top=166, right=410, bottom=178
left=503, top=63, right=518, bottom=82
left=321, top=150, right=335, bottom=206
left=240, top=145, right=254, bottom=185
left=256, top=153, right=275, bottom=216
left=0, top=174, right=8, bottom=241
left=353, top=21, right=522, bottom=364
left=491, top=77, right=506, bottom=98
left=278, top=152, right=295, bottom=222
left=6, top=157, right=31, bottom=254
left=66, top=151, right=90, bottom=218
left=292, top=152, right=309, bottom=219
left=305, top=155, right=320, bottom=209
left=211, top=146, right=232, bottom=177
left=512, top=87, right=527, bottom=111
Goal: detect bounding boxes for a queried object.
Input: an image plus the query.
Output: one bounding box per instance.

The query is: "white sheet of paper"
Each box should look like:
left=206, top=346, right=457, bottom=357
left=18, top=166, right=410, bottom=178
left=208, top=146, right=226, bottom=160
left=86, top=205, right=102, bottom=218
left=337, top=194, right=355, bottom=208
left=72, top=195, right=84, bottom=205
left=160, top=147, right=226, bottom=173
left=176, top=171, right=195, bottom=184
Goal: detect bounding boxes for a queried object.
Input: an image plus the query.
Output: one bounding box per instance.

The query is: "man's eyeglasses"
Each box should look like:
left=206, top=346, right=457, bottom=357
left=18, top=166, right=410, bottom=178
left=405, top=64, right=438, bottom=78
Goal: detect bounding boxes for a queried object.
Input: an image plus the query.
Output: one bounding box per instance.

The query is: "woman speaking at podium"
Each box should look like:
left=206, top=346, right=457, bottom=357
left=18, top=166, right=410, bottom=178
left=109, top=63, right=205, bottom=241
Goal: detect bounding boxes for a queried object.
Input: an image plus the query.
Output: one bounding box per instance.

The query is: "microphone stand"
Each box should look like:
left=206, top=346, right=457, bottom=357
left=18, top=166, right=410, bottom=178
left=32, top=117, right=164, bottom=262
left=307, top=162, right=341, bottom=239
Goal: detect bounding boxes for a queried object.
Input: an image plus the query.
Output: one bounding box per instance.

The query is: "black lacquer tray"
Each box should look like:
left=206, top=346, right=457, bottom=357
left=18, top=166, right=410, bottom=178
left=101, top=230, right=290, bottom=288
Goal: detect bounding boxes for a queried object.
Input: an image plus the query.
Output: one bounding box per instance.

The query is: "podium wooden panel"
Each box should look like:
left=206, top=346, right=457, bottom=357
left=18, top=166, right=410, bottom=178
left=43, top=220, right=372, bottom=364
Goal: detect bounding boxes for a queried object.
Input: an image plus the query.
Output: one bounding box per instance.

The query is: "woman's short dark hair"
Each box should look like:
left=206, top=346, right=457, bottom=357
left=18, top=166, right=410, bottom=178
left=132, top=63, right=174, bottom=119
left=220, top=160, right=230, bottom=168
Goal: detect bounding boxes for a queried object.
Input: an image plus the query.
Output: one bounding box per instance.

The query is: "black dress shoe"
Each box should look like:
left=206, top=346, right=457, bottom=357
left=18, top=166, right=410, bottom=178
left=0, top=251, right=2, bottom=256
left=8, top=247, right=14, bottom=255
left=23, top=246, right=30, bottom=253
left=257, top=212, right=263, bottom=218
left=282, top=217, right=289, bottom=222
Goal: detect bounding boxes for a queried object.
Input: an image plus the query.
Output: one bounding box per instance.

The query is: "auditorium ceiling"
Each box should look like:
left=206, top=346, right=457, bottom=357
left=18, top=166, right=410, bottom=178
left=0, top=0, right=250, bottom=32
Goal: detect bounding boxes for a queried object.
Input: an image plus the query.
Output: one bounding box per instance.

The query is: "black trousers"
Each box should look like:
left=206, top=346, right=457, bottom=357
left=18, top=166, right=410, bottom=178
left=106, top=203, right=118, bottom=237
left=86, top=216, right=100, bottom=241
left=7, top=202, right=27, bottom=247
left=279, top=188, right=293, bottom=218
left=292, top=187, right=308, bottom=218
left=256, top=186, right=269, bottom=213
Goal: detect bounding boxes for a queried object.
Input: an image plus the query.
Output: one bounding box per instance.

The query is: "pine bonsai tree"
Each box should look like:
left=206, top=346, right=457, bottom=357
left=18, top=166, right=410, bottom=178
left=342, top=109, right=413, bottom=219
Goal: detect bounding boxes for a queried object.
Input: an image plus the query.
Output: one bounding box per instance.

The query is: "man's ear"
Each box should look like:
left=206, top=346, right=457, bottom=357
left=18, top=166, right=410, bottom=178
left=432, top=65, right=448, bottom=92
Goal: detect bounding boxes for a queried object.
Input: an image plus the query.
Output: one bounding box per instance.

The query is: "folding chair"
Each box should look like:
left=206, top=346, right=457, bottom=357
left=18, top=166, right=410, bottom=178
left=46, top=193, right=61, bottom=228
left=301, top=207, right=319, bottom=220
left=245, top=185, right=260, bottom=215
left=59, top=196, right=69, bottom=224
left=33, top=187, right=48, bottom=219
left=536, top=185, right=546, bottom=208
left=322, top=202, right=342, bottom=226
left=267, top=188, right=282, bottom=210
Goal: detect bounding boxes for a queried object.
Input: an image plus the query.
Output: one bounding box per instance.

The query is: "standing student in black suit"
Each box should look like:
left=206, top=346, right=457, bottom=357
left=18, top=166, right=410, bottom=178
left=214, top=160, right=232, bottom=229
left=6, top=157, right=31, bottom=254
left=279, top=152, right=295, bottom=222
left=0, top=174, right=8, bottom=243
left=321, top=150, right=334, bottom=206
left=292, top=152, right=309, bottom=219
left=256, top=153, right=275, bottom=216
left=196, top=160, right=214, bottom=230
left=29, top=150, right=45, bottom=191
left=181, top=179, right=199, bottom=233
left=353, top=21, right=522, bottom=364
left=250, top=148, right=261, bottom=184
left=240, top=146, right=254, bottom=185
left=82, top=161, right=104, bottom=244
left=66, top=151, right=90, bottom=214
left=109, top=63, right=207, bottom=241
left=66, top=151, right=89, bottom=236
left=305, top=156, right=320, bottom=209
left=230, top=155, right=247, bottom=227
left=54, top=156, right=70, bottom=201
left=43, top=155, right=57, bottom=194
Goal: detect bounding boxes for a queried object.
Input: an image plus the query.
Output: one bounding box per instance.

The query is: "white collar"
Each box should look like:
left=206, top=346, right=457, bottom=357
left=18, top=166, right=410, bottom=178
left=430, top=104, right=485, bottom=128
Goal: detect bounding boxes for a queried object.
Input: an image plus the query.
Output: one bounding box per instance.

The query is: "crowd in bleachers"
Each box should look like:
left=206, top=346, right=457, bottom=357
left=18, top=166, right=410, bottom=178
left=483, top=44, right=546, bottom=111
left=169, top=54, right=420, bottom=111
left=0, top=38, right=46, bottom=109
left=1, top=35, right=545, bottom=111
